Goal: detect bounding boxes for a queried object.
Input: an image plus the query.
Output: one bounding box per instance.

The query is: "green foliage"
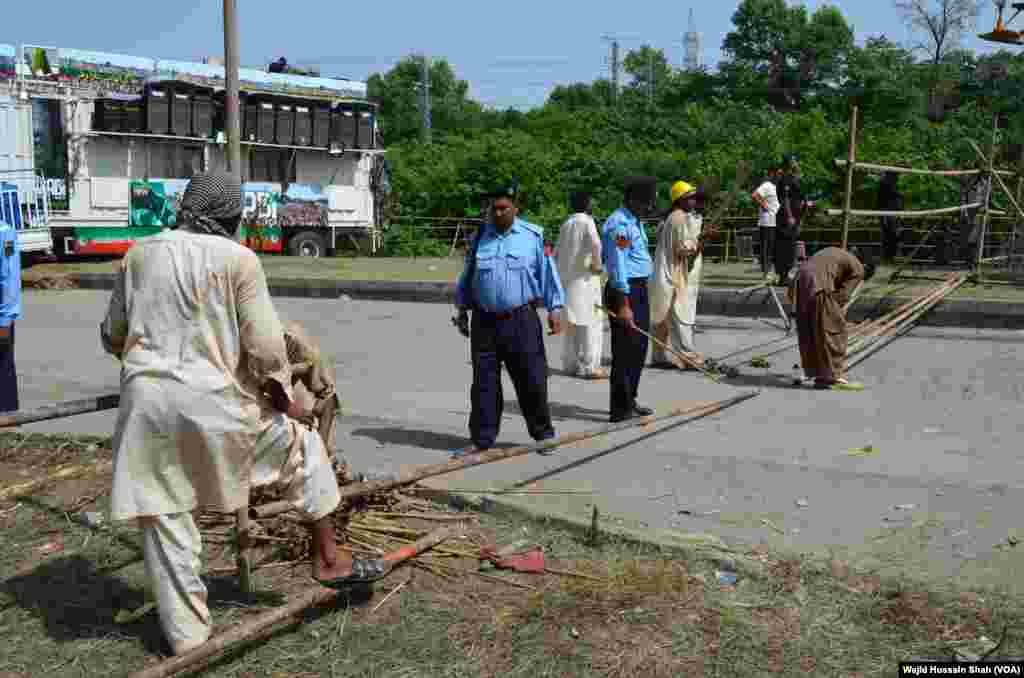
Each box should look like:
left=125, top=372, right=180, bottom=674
left=364, top=2, right=1024, bottom=240
left=379, top=220, right=450, bottom=258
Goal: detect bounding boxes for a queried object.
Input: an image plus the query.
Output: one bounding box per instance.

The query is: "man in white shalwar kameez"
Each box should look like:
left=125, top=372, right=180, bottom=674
left=556, top=191, right=608, bottom=379
left=651, top=181, right=708, bottom=369
left=100, top=173, right=384, bottom=656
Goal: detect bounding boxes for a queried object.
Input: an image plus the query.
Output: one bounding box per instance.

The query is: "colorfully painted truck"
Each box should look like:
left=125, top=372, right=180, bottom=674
left=0, top=44, right=54, bottom=260
left=0, top=43, right=388, bottom=258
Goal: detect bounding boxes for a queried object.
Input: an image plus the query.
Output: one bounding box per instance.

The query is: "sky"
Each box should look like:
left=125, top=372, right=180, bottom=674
left=1, top=0, right=1015, bottom=110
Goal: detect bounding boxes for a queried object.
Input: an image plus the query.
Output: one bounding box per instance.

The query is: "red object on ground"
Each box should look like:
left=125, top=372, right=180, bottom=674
left=480, top=545, right=546, bottom=573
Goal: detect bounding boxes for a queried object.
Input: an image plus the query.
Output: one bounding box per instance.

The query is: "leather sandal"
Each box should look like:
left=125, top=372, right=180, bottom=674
left=315, top=558, right=389, bottom=588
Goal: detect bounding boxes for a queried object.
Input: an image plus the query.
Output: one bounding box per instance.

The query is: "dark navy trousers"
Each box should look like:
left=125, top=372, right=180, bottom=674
left=606, top=280, right=650, bottom=419
left=0, top=323, right=17, bottom=414
left=469, top=305, right=554, bottom=450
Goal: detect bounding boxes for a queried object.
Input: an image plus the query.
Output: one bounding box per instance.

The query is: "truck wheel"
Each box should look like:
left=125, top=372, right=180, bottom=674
left=287, top=230, right=327, bottom=258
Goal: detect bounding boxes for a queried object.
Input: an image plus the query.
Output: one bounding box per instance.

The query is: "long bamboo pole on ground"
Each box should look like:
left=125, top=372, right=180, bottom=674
left=0, top=393, right=121, bottom=428
left=849, top=278, right=967, bottom=368
left=849, top=276, right=961, bottom=339
left=251, top=392, right=760, bottom=519
left=841, top=106, right=858, bottom=250
left=847, top=278, right=962, bottom=352
left=128, top=525, right=459, bottom=678
left=719, top=277, right=960, bottom=367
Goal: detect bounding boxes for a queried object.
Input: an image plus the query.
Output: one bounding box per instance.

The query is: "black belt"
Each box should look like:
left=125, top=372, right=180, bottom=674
left=628, top=278, right=648, bottom=286
left=477, top=301, right=538, bottom=321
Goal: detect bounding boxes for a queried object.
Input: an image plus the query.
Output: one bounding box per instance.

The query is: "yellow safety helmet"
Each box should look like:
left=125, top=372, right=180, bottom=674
left=670, top=180, right=697, bottom=204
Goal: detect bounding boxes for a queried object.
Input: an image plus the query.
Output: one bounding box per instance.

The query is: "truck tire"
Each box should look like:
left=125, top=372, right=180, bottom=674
left=287, top=230, right=328, bottom=258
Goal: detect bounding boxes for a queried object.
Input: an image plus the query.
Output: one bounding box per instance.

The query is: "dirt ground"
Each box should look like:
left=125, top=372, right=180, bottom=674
left=1, top=432, right=1022, bottom=677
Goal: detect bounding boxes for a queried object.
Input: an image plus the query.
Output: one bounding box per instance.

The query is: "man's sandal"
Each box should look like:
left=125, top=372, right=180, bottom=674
left=315, top=558, right=389, bottom=589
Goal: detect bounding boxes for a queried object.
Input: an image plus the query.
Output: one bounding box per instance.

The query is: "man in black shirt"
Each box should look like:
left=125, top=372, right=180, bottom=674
left=775, top=154, right=803, bottom=281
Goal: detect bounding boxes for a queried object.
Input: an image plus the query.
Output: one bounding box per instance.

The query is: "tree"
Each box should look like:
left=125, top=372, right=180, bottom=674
left=547, top=81, right=615, bottom=110
left=894, top=0, right=983, bottom=66
left=721, top=0, right=854, bottom=110
left=622, top=46, right=673, bottom=102
left=843, top=36, right=923, bottom=122
left=366, top=56, right=483, bottom=145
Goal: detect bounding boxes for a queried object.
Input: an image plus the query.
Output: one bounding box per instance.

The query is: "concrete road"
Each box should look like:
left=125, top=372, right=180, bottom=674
left=12, top=289, right=1024, bottom=590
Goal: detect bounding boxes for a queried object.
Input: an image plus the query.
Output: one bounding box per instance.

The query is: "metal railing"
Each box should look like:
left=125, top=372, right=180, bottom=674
left=0, top=169, right=51, bottom=230
left=377, top=212, right=1023, bottom=270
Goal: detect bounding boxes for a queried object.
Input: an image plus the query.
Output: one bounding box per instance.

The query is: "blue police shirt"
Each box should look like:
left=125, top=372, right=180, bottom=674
left=602, top=207, right=652, bottom=293
left=0, top=222, right=20, bottom=328
left=455, top=218, right=565, bottom=313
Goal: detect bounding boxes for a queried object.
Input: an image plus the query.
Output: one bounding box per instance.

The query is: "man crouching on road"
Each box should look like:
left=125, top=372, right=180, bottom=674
left=100, top=172, right=383, bottom=656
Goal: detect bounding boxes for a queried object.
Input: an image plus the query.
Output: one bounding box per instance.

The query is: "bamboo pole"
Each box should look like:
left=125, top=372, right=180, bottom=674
left=827, top=203, right=984, bottom=218
left=0, top=393, right=121, bottom=428
left=847, top=278, right=961, bottom=350
left=842, top=106, right=858, bottom=250
left=251, top=392, right=760, bottom=519
left=597, top=305, right=721, bottom=381
left=834, top=159, right=1014, bottom=178
left=969, top=140, right=1024, bottom=222
left=975, top=116, right=1000, bottom=277
left=235, top=508, right=253, bottom=594
left=849, top=278, right=967, bottom=368
left=127, top=525, right=458, bottom=678
left=843, top=281, right=865, bottom=313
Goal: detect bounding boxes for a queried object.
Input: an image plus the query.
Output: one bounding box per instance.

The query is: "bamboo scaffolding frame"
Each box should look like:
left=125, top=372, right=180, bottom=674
left=834, top=159, right=1014, bottom=178
left=827, top=203, right=984, bottom=218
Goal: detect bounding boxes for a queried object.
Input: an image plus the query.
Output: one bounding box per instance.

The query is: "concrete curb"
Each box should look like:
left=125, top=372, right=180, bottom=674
left=413, top=481, right=742, bottom=560
left=62, top=272, right=1024, bottom=329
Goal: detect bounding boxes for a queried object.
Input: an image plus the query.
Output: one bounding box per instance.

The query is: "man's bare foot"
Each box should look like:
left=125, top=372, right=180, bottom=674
left=309, top=516, right=353, bottom=581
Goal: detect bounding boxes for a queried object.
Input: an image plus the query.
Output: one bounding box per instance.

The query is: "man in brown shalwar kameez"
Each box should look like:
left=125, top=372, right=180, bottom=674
left=793, top=246, right=875, bottom=390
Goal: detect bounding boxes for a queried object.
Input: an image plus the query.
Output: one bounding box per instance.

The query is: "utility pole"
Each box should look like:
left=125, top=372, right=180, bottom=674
left=421, top=54, right=431, bottom=143
left=223, top=0, right=241, bottom=182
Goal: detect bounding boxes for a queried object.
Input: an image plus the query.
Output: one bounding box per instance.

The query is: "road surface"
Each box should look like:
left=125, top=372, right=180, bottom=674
left=12, top=289, right=1024, bottom=590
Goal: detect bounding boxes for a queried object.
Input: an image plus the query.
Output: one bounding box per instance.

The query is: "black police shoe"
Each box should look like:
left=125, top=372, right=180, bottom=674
left=634, top=405, right=654, bottom=417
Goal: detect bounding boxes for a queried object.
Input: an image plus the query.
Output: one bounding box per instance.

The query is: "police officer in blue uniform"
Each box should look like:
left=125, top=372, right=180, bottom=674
left=603, top=177, right=657, bottom=422
left=0, top=219, right=21, bottom=414
left=454, top=183, right=566, bottom=456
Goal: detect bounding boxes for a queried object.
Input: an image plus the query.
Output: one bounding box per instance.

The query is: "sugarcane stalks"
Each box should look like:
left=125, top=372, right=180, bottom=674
left=127, top=525, right=459, bottom=678
left=251, top=391, right=759, bottom=519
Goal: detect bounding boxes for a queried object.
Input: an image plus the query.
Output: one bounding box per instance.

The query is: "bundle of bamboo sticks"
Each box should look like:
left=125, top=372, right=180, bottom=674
left=846, top=273, right=967, bottom=368
left=707, top=274, right=967, bottom=372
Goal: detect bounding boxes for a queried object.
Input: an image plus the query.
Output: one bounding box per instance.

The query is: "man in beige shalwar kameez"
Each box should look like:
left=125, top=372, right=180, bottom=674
left=651, top=180, right=708, bottom=369
left=100, top=173, right=383, bottom=656
left=555, top=191, right=608, bottom=379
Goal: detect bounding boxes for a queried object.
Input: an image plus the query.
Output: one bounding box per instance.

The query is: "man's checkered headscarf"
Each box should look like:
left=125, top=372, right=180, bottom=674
left=179, top=172, right=244, bottom=238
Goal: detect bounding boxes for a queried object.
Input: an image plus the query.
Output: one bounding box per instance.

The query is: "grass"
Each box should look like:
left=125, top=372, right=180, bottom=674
left=2, top=432, right=1024, bottom=677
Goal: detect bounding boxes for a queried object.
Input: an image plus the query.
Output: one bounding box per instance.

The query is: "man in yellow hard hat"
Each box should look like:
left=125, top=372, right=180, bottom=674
left=650, top=180, right=709, bottom=369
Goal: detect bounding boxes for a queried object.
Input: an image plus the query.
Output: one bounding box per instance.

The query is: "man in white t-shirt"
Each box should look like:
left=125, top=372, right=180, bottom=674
left=752, top=163, right=783, bottom=282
